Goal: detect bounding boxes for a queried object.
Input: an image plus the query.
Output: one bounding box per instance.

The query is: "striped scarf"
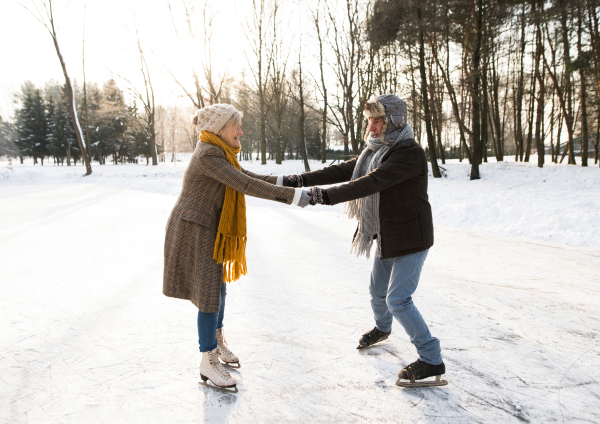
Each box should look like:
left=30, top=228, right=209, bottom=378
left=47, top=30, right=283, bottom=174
left=200, top=131, right=247, bottom=282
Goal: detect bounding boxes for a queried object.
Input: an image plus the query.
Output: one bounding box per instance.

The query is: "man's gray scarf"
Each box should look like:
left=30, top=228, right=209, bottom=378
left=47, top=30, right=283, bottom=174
left=345, top=124, right=415, bottom=258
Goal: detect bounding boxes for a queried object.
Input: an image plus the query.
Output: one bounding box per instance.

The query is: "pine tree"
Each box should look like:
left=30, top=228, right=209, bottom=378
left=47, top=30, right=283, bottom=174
left=15, top=88, right=50, bottom=164
left=47, top=92, right=77, bottom=165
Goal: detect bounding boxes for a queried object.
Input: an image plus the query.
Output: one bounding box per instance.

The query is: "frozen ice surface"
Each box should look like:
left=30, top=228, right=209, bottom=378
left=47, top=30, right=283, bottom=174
left=1, top=158, right=599, bottom=423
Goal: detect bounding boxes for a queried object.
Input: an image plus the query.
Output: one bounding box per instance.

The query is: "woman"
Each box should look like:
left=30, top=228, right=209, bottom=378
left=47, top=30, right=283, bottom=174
left=163, top=104, right=308, bottom=388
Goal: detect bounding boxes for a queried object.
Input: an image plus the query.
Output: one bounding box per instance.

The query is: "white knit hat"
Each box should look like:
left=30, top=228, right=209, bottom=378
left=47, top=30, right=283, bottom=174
left=194, top=104, right=238, bottom=134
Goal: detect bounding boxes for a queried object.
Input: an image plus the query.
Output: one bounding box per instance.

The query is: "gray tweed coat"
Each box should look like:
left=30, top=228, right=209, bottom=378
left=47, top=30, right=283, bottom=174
left=163, top=142, right=295, bottom=313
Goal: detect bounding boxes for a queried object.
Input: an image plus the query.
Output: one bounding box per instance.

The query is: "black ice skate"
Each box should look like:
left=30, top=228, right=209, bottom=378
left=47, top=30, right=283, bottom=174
left=356, top=327, right=391, bottom=349
left=396, top=359, right=448, bottom=388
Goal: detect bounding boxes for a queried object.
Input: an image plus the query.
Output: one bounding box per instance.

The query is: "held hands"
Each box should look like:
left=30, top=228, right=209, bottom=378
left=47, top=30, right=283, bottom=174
left=283, top=174, right=304, bottom=188
left=297, top=190, right=312, bottom=208
left=295, top=187, right=329, bottom=208
left=308, top=187, right=329, bottom=206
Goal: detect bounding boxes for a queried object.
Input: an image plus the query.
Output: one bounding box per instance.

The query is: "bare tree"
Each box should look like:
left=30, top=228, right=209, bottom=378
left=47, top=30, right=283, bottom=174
left=116, top=29, right=158, bottom=165
left=245, top=0, right=275, bottom=164
left=311, top=0, right=329, bottom=163
left=265, top=3, right=289, bottom=164
left=167, top=0, right=227, bottom=109
left=19, top=0, right=92, bottom=175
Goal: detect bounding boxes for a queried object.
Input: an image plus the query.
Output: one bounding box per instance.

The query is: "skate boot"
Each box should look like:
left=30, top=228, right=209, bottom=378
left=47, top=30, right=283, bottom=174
left=396, top=359, right=448, bottom=387
left=357, top=327, right=391, bottom=349
left=200, top=348, right=236, bottom=388
left=216, top=328, right=239, bottom=365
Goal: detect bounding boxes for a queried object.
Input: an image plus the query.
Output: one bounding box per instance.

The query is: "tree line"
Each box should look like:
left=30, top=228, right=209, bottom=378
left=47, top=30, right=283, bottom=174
left=7, top=0, right=599, bottom=179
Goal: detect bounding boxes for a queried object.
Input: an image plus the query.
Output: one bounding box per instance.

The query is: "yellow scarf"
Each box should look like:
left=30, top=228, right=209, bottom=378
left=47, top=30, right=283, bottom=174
left=200, top=131, right=247, bottom=282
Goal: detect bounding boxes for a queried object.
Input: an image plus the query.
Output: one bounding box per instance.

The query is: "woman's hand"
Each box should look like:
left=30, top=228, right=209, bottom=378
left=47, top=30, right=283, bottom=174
left=296, top=190, right=312, bottom=208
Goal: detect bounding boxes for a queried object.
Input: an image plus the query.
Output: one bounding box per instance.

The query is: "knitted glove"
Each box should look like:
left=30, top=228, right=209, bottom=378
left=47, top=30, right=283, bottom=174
left=296, top=190, right=312, bottom=208
left=283, top=174, right=304, bottom=188
left=308, top=187, right=330, bottom=205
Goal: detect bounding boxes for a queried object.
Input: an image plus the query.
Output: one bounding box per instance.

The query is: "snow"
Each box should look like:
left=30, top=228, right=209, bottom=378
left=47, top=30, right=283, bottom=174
left=2, top=155, right=599, bottom=247
left=1, top=157, right=599, bottom=423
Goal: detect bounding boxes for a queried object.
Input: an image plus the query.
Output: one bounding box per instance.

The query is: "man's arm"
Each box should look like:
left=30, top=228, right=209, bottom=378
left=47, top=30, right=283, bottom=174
left=325, top=147, right=425, bottom=205
left=277, top=158, right=358, bottom=187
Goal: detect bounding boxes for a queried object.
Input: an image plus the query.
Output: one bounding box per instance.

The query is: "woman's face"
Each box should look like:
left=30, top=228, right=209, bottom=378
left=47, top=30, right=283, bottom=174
left=219, top=122, right=243, bottom=148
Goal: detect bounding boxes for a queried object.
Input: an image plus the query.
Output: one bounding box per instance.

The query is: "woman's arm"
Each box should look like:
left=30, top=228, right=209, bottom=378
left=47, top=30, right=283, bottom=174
left=241, top=168, right=278, bottom=185
left=200, top=153, right=301, bottom=205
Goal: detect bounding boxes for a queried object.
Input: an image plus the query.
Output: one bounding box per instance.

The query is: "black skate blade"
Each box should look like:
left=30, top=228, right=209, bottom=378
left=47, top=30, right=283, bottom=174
left=396, top=375, right=448, bottom=388
left=222, top=361, right=241, bottom=368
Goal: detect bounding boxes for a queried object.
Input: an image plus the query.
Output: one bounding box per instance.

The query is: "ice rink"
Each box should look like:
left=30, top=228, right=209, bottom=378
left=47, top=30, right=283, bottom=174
left=1, top=176, right=599, bottom=423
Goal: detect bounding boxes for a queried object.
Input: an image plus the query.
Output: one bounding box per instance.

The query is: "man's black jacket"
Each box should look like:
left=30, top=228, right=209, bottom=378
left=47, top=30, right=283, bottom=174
left=302, top=138, right=434, bottom=259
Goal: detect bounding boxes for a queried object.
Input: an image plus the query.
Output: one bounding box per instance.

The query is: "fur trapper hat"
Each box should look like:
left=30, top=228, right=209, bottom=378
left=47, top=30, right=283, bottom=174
left=364, top=94, right=408, bottom=144
left=192, top=104, right=238, bottom=134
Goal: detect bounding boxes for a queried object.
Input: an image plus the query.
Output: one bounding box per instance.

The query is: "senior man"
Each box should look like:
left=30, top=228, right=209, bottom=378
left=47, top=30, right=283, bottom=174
left=279, top=94, right=446, bottom=387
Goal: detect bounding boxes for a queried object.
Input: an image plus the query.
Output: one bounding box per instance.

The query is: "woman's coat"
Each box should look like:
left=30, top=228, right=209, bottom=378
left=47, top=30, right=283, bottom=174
left=163, top=142, right=295, bottom=313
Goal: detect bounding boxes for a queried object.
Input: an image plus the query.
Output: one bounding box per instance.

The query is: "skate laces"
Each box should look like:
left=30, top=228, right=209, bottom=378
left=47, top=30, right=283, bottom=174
left=363, top=327, right=383, bottom=343
left=405, top=360, right=426, bottom=376
left=210, top=350, right=232, bottom=380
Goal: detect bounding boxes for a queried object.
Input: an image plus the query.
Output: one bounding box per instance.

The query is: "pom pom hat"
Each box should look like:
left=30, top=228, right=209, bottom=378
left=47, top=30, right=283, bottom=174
left=194, top=104, right=239, bottom=134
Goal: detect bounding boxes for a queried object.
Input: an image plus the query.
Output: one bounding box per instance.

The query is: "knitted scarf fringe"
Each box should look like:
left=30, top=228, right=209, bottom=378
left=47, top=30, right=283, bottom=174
left=213, top=234, right=247, bottom=282
left=200, top=131, right=247, bottom=283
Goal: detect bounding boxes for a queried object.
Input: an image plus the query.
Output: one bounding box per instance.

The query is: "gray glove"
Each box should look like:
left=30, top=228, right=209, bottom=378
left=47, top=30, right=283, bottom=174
left=296, top=190, right=312, bottom=208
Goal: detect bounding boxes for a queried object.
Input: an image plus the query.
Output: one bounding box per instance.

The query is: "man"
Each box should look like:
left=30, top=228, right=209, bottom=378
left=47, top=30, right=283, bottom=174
left=278, top=94, right=446, bottom=387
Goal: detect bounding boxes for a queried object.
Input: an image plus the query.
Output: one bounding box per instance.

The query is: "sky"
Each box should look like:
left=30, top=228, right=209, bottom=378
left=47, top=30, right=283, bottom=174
left=0, top=0, right=317, bottom=118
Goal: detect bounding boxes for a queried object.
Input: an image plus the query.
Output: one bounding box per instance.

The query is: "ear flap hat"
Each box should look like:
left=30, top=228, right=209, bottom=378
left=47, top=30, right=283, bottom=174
left=363, top=94, right=408, bottom=144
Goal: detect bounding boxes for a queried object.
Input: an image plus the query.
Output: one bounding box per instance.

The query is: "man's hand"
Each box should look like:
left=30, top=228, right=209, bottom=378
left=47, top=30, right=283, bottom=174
left=308, top=187, right=330, bottom=205
left=283, top=174, right=303, bottom=188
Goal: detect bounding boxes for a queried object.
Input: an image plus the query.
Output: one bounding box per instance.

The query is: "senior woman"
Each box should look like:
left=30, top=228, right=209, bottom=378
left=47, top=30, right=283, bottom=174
left=163, top=104, right=309, bottom=388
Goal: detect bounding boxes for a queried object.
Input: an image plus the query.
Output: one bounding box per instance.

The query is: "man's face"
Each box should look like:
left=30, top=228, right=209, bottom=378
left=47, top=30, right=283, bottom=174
left=368, top=117, right=385, bottom=138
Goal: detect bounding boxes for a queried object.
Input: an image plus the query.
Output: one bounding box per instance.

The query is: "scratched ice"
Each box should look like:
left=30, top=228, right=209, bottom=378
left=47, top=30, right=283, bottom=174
left=1, top=157, right=599, bottom=423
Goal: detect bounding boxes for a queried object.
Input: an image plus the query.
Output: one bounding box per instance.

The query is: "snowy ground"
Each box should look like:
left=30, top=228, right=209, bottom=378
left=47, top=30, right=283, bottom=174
left=1, top=157, right=599, bottom=423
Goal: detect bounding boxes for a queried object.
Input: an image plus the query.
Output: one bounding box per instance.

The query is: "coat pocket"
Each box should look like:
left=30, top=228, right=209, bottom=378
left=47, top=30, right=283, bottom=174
left=179, top=209, right=215, bottom=227
left=384, top=211, right=423, bottom=251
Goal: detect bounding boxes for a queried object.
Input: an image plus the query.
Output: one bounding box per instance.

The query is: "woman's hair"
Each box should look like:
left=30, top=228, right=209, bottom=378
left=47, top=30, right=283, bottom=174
left=219, top=111, right=243, bottom=134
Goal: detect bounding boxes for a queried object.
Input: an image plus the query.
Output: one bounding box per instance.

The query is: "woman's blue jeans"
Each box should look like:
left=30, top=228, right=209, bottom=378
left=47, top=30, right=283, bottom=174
left=370, top=249, right=443, bottom=365
left=197, top=282, right=226, bottom=352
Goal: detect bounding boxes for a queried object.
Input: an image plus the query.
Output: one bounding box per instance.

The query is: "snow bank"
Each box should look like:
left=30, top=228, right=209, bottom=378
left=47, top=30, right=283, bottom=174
left=1, top=155, right=599, bottom=248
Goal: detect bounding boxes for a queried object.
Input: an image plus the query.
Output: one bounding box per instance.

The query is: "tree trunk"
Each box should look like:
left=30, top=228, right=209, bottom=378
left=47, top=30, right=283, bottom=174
left=469, top=0, right=484, bottom=180
left=481, top=55, right=490, bottom=164
left=578, top=9, right=589, bottom=167
left=298, top=57, right=310, bottom=172
left=560, top=3, right=576, bottom=165
left=534, top=0, right=545, bottom=168
left=515, top=7, right=526, bottom=162
left=417, top=7, right=441, bottom=178
left=50, top=31, right=91, bottom=175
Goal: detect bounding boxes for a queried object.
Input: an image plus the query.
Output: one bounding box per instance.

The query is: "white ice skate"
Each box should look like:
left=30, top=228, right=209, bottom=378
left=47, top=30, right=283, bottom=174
left=217, top=328, right=240, bottom=366
left=200, top=348, right=236, bottom=388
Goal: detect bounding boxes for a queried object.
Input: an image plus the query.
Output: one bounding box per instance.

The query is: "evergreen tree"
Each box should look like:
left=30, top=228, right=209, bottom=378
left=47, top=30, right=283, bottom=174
left=0, top=116, right=17, bottom=159
left=15, top=88, right=50, bottom=164
left=47, top=92, right=77, bottom=165
left=95, top=79, right=128, bottom=164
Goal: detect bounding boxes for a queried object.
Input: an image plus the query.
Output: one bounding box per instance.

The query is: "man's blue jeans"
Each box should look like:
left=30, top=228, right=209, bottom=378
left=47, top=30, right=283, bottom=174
left=197, top=282, right=227, bottom=352
left=370, top=249, right=442, bottom=365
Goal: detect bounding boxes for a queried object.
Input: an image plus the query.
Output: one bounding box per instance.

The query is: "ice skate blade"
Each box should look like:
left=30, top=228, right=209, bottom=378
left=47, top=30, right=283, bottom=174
left=396, top=375, right=448, bottom=388
left=222, top=361, right=241, bottom=368
left=357, top=336, right=390, bottom=350
left=199, top=374, right=237, bottom=390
